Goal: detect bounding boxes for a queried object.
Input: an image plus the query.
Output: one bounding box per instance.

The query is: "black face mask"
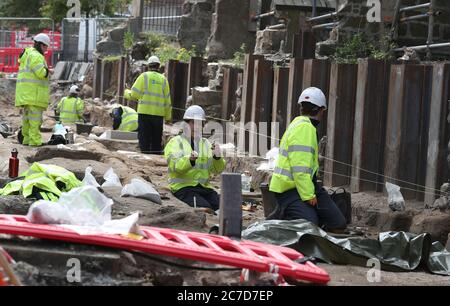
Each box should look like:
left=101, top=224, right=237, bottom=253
left=310, top=118, right=321, bottom=127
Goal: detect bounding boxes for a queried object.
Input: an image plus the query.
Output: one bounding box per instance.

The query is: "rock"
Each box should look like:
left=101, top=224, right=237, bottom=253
left=26, top=146, right=104, bottom=163
left=91, top=126, right=107, bottom=137
left=254, top=29, right=287, bottom=55
left=447, top=233, right=450, bottom=251
left=192, top=87, right=222, bottom=107
left=433, top=197, right=449, bottom=211
left=131, top=42, right=150, bottom=61
left=206, top=0, right=256, bottom=60
left=96, top=39, right=123, bottom=56
left=13, top=262, right=46, bottom=286
left=0, top=196, right=34, bottom=215
left=109, top=26, right=126, bottom=42
left=103, top=187, right=208, bottom=232
left=178, top=0, right=215, bottom=53
left=81, top=84, right=93, bottom=98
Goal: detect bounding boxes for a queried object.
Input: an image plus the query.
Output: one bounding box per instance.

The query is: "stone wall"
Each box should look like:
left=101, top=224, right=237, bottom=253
left=178, top=0, right=215, bottom=54
left=206, top=0, right=256, bottom=60
left=337, top=0, right=450, bottom=49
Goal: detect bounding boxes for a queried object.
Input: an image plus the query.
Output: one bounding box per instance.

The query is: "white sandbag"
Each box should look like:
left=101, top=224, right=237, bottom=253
left=121, top=178, right=162, bottom=204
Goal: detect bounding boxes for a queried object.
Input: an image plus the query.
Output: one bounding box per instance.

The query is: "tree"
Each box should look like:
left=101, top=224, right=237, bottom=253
left=40, top=0, right=124, bottom=23
left=0, top=0, right=43, bottom=17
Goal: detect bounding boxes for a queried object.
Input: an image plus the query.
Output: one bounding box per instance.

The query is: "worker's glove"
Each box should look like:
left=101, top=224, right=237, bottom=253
left=190, top=151, right=199, bottom=161
left=124, top=89, right=132, bottom=100
left=212, top=143, right=222, bottom=158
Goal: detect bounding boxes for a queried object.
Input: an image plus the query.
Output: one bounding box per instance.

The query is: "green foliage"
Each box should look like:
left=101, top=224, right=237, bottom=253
left=143, top=32, right=169, bottom=53
left=154, top=43, right=179, bottom=65
left=0, top=0, right=43, bottom=17
left=334, top=33, right=394, bottom=64
left=103, top=55, right=122, bottom=62
left=153, top=43, right=198, bottom=65
left=232, top=44, right=247, bottom=68
left=40, top=0, right=125, bottom=23
left=176, top=45, right=198, bottom=62
left=123, top=30, right=134, bottom=50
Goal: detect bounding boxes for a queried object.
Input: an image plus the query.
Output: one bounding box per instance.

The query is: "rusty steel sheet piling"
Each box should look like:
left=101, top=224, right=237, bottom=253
left=324, top=63, right=358, bottom=188
left=351, top=59, right=391, bottom=193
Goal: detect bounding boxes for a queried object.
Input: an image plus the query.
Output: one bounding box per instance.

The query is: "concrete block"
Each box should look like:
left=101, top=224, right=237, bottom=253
left=105, top=130, right=138, bottom=141
left=51, top=61, right=68, bottom=80
left=192, top=87, right=222, bottom=106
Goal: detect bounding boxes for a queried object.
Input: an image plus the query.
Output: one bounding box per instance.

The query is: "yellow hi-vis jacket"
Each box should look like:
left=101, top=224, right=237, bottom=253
left=15, top=47, right=50, bottom=109
left=164, top=135, right=226, bottom=193
left=269, top=116, right=319, bottom=201
left=124, top=71, right=172, bottom=121
left=56, top=96, right=85, bottom=124
left=118, top=106, right=139, bottom=132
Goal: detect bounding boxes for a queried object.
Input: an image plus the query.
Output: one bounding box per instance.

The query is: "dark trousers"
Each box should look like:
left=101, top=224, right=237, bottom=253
left=138, top=114, right=163, bottom=154
left=274, top=181, right=346, bottom=230
left=174, top=185, right=220, bottom=211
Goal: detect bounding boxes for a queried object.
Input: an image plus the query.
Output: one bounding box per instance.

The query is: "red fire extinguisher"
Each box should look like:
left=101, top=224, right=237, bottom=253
left=8, top=148, right=19, bottom=178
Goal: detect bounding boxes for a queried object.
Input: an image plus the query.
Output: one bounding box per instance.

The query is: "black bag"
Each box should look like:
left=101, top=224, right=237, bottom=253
left=329, top=188, right=352, bottom=224
left=47, top=134, right=68, bottom=146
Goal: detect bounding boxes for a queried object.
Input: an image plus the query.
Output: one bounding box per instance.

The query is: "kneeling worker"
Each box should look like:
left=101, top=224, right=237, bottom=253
left=164, top=105, right=226, bottom=211
left=56, top=85, right=85, bottom=124
left=110, top=104, right=139, bottom=132
left=269, top=87, right=346, bottom=232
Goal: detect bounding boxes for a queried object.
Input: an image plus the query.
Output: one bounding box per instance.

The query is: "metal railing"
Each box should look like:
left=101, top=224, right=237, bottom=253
left=61, top=17, right=128, bottom=62
left=143, top=0, right=183, bottom=35
left=392, top=0, right=447, bottom=59
left=306, top=9, right=338, bottom=30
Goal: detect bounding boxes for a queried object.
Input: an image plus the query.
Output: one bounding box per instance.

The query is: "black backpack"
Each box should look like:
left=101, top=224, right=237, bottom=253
left=328, top=188, right=352, bottom=224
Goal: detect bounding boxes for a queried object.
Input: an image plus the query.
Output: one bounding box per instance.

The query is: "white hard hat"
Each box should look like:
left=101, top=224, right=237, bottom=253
left=298, top=87, right=327, bottom=109
left=33, top=33, right=51, bottom=47
left=69, top=85, right=80, bottom=94
left=148, top=55, right=161, bottom=65
left=183, top=105, right=206, bottom=121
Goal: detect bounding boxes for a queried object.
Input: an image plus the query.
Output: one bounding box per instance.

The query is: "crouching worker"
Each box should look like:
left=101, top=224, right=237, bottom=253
left=164, top=105, right=226, bottom=211
left=269, top=87, right=346, bottom=232
left=110, top=104, right=139, bottom=132
left=55, top=85, right=85, bottom=124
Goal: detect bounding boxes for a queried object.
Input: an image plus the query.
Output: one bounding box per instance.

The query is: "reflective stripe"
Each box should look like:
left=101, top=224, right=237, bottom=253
left=31, top=64, right=45, bottom=73
left=19, top=69, right=31, bottom=73
left=274, top=167, right=294, bottom=180
left=281, top=145, right=315, bottom=157
left=27, top=117, right=43, bottom=122
left=143, top=91, right=167, bottom=99
left=139, top=100, right=167, bottom=107
left=17, top=79, right=48, bottom=86
left=169, top=178, right=208, bottom=185
left=291, top=166, right=313, bottom=176
left=132, top=87, right=143, bottom=95
left=121, top=120, right=138, bottom=127
left=144, top=73, right=149, bottom=92
left=195, top=161, right=212, bottom=170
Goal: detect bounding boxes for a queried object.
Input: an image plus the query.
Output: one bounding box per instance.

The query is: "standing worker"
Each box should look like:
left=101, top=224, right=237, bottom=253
left=55, top=85, right=85, bottom=124
left=269, top=87, right=346, bottom=232
left=164, top=105, right=226, bottom=212
left=124, top=56, right=171, bottom=154
left=110, top=104, right=139, bottom=132
left=15, top=33, right=53, bottom=147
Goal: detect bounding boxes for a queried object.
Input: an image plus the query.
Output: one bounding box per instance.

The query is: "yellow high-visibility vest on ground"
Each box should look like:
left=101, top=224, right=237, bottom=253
left=124, top=71, right=172, bottom=121
left=269, top=116, right=319, bottom=201
left=164, top=135, right=226, bottom=193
